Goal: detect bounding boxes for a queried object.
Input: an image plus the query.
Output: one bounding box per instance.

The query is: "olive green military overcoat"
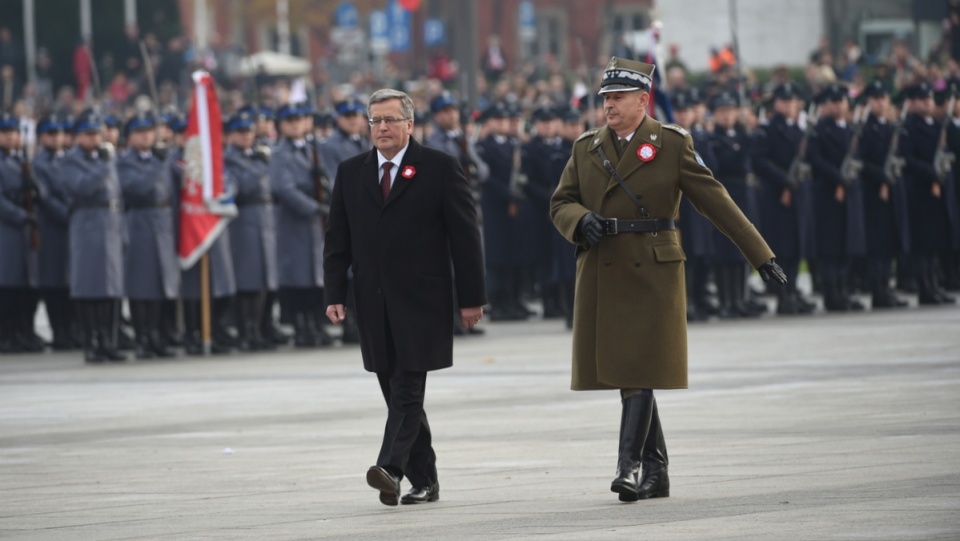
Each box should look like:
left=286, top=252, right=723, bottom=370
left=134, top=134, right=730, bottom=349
left=550, top=116, right=774, bottom=390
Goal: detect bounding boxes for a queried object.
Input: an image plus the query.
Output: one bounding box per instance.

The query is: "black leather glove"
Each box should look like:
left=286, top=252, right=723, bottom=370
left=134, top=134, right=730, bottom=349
left=578, top=212, right=605, bottom=247
left=758, top=258, right=788, bottom=285
left=97, top=143, right=114, bottom=161
left=152, top=144, right=168, bottom=161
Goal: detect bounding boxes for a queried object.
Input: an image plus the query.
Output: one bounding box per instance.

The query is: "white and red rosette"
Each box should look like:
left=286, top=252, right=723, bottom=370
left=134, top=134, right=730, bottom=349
left=401, top=165, right=416, bottom=179
left=637, top=144, right=657, bottom=162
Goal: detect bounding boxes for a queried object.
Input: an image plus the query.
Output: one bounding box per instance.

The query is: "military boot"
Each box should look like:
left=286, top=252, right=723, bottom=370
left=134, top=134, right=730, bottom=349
left=637, top=397, right=670, bottom=500
left=80, top=301, right=104, bottom=364
left=147, top=302, right=176, bottom=358
left=130, top=301, right=154, bottom=360
left=611, top=392, right=654, bottom=502
left=97, top=300, right=127, bottom=362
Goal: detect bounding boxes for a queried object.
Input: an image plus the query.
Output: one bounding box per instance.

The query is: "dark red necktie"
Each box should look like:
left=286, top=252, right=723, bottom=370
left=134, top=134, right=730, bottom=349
left=380, top=162, right=393, bottom=201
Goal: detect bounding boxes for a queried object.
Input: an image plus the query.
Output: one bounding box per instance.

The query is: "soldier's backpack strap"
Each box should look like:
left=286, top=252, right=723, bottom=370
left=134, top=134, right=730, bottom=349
left=595, top=145, right=651, bottom=219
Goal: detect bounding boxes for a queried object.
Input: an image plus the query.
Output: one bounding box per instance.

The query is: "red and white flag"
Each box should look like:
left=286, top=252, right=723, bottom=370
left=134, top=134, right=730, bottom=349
left=178, top=70, right=236, bottom=269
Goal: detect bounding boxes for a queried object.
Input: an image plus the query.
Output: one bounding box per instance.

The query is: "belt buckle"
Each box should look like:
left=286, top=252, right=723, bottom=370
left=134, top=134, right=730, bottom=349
left=607, top=217, right=618, bottom=235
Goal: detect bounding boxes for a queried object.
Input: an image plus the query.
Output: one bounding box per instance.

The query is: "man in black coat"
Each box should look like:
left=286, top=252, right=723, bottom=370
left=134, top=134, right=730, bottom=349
left=324, top=89, right=486, bottom=506
left=901, top=82, right=958, bottom=304
left=808, top=84, right=865, bottom=311
left=752, top=84, right=816, bottom=314
left=857, top=81, right=908, bottom=308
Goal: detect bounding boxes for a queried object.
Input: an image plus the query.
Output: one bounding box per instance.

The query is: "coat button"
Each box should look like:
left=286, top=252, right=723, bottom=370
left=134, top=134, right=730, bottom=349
left=606, top=191, right=614, bottom=198
left=635, top=261, right=642, bottom=267
left=377, top=288, right=382, bottom=295
left=603, top=260, right=611, bottom=267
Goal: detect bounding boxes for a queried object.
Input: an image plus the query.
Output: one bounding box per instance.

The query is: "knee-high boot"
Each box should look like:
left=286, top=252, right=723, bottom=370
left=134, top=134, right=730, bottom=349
left=80, top=300, right=104, bottom=363
left=130, top=301, right=154, bottom=360
left=183, top=300, right=203, bottom=355
left=611, top=392, right=654, bottom=502
left=637, top=397, right=670, bottom=499
left=148, top=301, right=176, bottom=358
left=97, top=300, right=126, bottom=362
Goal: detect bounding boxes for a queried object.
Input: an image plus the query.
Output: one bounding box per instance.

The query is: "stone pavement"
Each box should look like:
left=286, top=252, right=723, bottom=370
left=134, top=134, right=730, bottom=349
left=1, top=306, right=959, bottom=540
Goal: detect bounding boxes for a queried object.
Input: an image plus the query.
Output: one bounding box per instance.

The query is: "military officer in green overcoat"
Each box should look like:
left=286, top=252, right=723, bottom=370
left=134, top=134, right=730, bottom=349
left=550, top=57, right=787, bottom=503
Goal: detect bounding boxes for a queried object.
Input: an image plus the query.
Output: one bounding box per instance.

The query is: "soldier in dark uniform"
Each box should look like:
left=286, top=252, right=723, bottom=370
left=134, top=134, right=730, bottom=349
left=673, top=89, right=718, bottom=320
left=313, top=111, right=335, bottom=142
left=900, top=82, right=957, bottom=304
left=710, top=91, right=762, bottom=318
left=752, top=83, right=816, bottom=314
left=225, top=110, right=278, bottom=351
left=857, top=81, right=908, bottom=308
left=103, top=115, right=121, bottom=151
left=271, top=103, right=331, bottom=347
left=522, top=107, right=568, bottom=318
left=476, top=103, right=526, bottom=320
left=158, top=112, right=187, bottom=348
left=62, top=111, right=127, bottom=363
left=34, top=114, right=79, bottom=349
left=117, top=112, right=179, bottom=359
left=808, top=84, right=865, bottom=311
left=0, top=113, right=43, bottom=353
left=553, top=108, right=583, bottom=328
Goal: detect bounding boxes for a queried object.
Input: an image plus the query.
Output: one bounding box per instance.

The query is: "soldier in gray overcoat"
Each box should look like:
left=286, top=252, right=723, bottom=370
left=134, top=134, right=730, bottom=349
left=225, top=110, right=277, bottom=351
left=272, top=103, right=330, bottom=347
left=62, top=110, right=127, bottom=363
left=33, top=114, right=77, bottom=350
left=0, top=113, right=44, bottom=353
left=117, top=112, right=179, bottom=359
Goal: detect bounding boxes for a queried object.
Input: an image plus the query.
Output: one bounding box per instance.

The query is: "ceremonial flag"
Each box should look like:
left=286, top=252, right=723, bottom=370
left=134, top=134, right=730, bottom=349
left=178, top=70, right=236, bottom=269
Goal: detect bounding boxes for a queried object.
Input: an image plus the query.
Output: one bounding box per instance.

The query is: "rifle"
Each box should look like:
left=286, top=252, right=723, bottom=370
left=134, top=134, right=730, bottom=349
left=508, top=117, right=528, bottom=204
left=787, top=103, right=817, bottom=188
left=883, top=105, right=909, bottom=185
left=840, top=105, right=866, bottom=186
left=20, top=142, right=40, bottom=251
left=933, top=93, right=957, bottom=182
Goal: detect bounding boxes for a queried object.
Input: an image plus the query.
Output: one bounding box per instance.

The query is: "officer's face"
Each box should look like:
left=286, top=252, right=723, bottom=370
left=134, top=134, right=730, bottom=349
left=867, top=96, right=889, bottom=117
left=76, top=131, right=101, bottom=151
left=337, top=113, right=363, bottom=136
left=128, top=128, right=155, bottom=150
left=40, top=131, right=65, bottom=150
left=369, top=98, right=412, bottom=159
left=228, top=129, right=255, bottom=149
left=0, top=130, right=13, bottom=149
left=909, top=97, right=933, bottom=115
left=279, top=117, right=304, bottom=139
left=712, top=106, right=738, bottom=129
left=674, top=108, right=696, bottom=129
left=773, top=98, right=799, bottom=119
left=534, top=119, right=557, bottom=139
left=434, top=107, right=459, bottom=131
left=603, top=90, right=648, bottom=135
left=104, top=127, right=120, bottom=145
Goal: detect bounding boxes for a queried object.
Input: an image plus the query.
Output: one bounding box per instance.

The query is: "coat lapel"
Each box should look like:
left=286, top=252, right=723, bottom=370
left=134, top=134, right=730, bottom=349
left=383, top=138, right=422, bottom=208
left=617, top=116, right=663, bottom=181
left=362, top=148, right=382, bottom=206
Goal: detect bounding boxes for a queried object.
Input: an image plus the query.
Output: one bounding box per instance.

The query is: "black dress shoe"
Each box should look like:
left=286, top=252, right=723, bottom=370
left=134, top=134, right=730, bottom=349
left=366, top=466, right=401, bottom=506
left=400, top=483, right=439, bottom=504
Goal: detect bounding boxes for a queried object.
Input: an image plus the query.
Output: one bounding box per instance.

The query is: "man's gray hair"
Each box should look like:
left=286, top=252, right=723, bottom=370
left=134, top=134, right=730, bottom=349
left=369, top=89, right=415, bottom=120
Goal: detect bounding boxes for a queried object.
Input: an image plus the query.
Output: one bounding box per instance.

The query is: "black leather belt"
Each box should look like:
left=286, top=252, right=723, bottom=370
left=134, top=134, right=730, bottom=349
left=76, top=199, right=121, bottom=211
left=236, top=196, right=273, bottom=206
left=603, top=218, right=676, bottom=235
left=126, top=200, right=171, bottom=210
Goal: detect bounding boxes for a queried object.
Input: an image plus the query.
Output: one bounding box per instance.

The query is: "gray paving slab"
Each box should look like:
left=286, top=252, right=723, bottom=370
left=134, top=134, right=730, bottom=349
left=1, top=305, right=959, bottom=540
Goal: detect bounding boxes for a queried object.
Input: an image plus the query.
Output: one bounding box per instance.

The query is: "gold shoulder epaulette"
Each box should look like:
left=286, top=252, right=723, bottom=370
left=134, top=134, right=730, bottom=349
left=662, top=124, right=690, bottom=137
left=576, top=128, right=600, bottom=143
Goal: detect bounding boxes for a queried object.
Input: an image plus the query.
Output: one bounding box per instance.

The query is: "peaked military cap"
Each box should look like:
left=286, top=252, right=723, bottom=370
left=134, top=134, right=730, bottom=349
left=430, top=91, right=458, bottom=113
left=772, top=83, right=799, bottom=101
left=275, top=103, right=303, bottom=121
left=37, top=114, right=68, bottom=134
left=815, top=84, right=848, bottom=104
left=225, top=110, right=255, bottom=132
left=334, top=97, right=366, bottom=116
left=599, top=56, right=655, bottom=94
left=72, top=109, right=101, bottom=133
left=709, top=91, right=739, bottom=111
left=0, top=112, right=20, bottom=131
left=903, top=82, right=933, bottom=101
left=124, top=111, right=156, bottom=136
left=532, top=106, right=557, bottom=122
left=861, top=80, right=888, bottom=100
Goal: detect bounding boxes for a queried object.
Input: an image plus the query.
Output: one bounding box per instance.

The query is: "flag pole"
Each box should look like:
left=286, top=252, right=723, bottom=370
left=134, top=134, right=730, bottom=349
left=201, top=253, right=211, bottom=356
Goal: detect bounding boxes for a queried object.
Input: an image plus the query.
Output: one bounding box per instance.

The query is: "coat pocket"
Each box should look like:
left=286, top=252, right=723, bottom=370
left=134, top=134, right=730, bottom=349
left=653, top=243, right=686, bottom=263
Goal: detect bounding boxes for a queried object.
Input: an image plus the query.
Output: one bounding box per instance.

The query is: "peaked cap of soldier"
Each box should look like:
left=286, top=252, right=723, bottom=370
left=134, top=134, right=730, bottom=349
left=598, top=56, right=656, bottom=94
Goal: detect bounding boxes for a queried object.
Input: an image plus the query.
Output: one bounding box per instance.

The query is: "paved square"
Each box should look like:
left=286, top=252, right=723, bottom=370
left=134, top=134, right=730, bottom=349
left=2, top=306, right=959, bottom=540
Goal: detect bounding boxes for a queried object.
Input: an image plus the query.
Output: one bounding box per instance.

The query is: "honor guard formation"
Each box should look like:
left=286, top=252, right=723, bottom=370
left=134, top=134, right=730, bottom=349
left=1, top=31, right=959, bottom=364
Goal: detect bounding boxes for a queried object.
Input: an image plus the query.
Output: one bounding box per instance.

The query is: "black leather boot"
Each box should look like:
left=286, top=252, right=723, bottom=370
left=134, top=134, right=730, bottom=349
left=97, top=300, right=127, bottom=362
left=80, top=301, right=104, bottom=363
left=293, top=312, right=315, bottom=348
left=130, top=301, right=154, bottom=360
left=637, top=397, right=670, bottom=499
left=147, top=301, right=176, bottom=358
left=183, top=300, right=204, bottom=356
left=611, top=393, right=654, bottom=502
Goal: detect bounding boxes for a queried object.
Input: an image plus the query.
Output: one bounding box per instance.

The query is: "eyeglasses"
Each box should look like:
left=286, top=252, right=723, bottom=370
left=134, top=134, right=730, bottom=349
left=368, top=117, right=410, bottom=127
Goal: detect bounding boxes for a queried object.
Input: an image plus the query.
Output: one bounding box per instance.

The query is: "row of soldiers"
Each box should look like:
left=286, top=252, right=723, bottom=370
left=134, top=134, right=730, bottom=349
left=0, top=97, right=376, bottom=361
left=673, top=80, right=959, bottom=320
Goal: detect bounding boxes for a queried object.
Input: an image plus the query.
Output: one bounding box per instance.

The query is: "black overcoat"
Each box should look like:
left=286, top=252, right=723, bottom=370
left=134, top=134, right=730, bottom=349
left=324, top=138, right=486, bottom=373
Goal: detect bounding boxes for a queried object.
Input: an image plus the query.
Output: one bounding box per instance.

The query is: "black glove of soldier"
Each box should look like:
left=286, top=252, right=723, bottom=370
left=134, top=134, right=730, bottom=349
left=152, top=144, right=168, bottom=161
left=758, top=258, right=788, bottom=285
left=97, top=143, right=114, bottom=161
left=578, top=212, right=605, bottom=247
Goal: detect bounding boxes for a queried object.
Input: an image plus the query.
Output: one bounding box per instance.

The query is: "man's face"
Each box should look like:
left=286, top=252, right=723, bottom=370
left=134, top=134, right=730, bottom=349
left=713, top=105, right=738, bottom=128
left=867, top=96, right=889, bottom=117
left=773, top=98, right=799, bottom=119
left=104, top=126, right=119, bottom=145
left=603, top=90, right=648, bottom=134
left=337, top=112, right=364, bottom=136
left=40, top=131, right=65, bottom=150
left=674, top=108, right=696, bottom=129
left=485, top=117, right=510, bottom=136
left=564, top=120, right=583, bottom=141
left=434, top=107, right=459, bottom=131
left=76, top=131, right=101, bottom=151
left=279, top=117, right=304, bottom=139
left=369, top=98, right=412, bottom=158
left=0, top=130, right=12, bottom=150
left=534, top=119, right=557, bottom=139
left=128, top=128, right=155, bottom=150
left=228, top=129, right=255, bottom=149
